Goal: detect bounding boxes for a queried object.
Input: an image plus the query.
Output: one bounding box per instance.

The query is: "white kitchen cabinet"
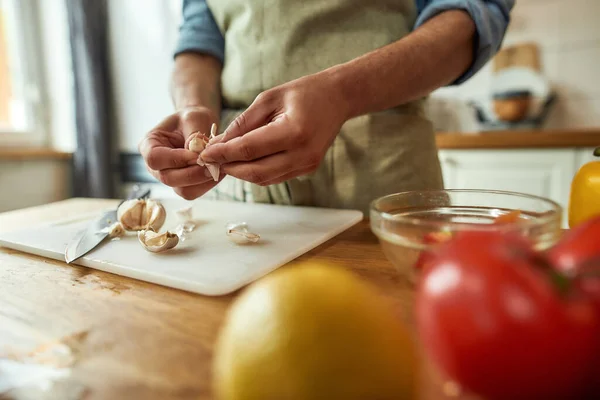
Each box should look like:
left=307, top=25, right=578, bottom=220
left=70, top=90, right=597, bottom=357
left=438, top=149, right=578, bottom=227
left=574, top=147, right=598, bottom=172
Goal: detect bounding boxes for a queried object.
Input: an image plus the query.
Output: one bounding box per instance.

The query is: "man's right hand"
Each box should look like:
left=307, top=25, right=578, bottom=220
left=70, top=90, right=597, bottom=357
left=139, top=106, right=222, bottom=200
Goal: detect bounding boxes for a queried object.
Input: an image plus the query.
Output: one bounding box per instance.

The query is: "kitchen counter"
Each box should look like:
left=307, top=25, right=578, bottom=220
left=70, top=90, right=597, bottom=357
left=0, top=198, right=476, bottom=400
left=435, top=128, right=600, bottom=149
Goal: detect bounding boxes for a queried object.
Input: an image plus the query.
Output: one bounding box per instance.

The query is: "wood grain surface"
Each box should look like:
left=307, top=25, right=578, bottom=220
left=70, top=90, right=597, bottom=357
left=0, top=148, right=73, bottom=161
left=0, top=199, right=476, bottom=400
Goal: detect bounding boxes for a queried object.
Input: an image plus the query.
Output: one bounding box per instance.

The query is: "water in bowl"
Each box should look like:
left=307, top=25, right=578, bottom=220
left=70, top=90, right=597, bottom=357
left=373, top=205, right=561, bottom=282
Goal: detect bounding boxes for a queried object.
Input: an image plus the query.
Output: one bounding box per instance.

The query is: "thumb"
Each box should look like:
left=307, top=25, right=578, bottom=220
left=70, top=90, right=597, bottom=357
left=221, top=92, right=275, bottom=142
left=179, top=107, right=217, bottom=148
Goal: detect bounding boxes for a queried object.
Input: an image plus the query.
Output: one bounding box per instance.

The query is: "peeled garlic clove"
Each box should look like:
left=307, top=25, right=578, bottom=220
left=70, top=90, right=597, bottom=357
left=226, top=222, right=260, bottom=244
left=138, top=229, right=179, bottom=253
left=188, top=132, right=209, bottom=153
left=117, top=199, right=166, bottom=232
left=210, top=123, right=217, bottom=138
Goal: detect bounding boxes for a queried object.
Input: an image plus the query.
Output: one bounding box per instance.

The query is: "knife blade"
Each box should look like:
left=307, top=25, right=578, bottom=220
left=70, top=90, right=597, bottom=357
left=64, top=185, right=151, bottom=264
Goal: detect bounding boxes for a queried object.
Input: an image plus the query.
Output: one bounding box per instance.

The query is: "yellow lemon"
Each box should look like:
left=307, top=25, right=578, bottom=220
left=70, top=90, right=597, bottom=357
left=213, top=262, right=418, bottom=400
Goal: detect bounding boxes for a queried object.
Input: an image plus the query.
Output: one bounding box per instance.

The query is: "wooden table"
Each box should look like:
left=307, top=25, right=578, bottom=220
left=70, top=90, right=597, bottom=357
left=0, top=198, right=470, bottom=400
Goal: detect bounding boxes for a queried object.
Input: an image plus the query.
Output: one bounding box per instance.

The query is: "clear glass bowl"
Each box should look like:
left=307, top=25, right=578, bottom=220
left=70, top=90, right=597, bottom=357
left=370, top=189, right=563, bottom=284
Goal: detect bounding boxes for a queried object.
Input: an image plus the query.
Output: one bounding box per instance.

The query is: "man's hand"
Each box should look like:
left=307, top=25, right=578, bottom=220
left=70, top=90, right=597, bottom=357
left=139, top=106, right=223, bottom=200
left=200, top=73, right=349, bottom=186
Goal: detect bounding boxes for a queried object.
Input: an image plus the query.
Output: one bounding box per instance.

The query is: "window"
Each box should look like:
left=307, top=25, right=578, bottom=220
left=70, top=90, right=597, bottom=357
left=0, top=0, right=47, bottom=146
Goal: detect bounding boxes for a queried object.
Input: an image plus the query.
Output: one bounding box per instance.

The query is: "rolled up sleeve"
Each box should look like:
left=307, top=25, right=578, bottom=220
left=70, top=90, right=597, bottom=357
left=174, top=0, right=225, bottom=63
left=415, top=0, right=515, bottom=85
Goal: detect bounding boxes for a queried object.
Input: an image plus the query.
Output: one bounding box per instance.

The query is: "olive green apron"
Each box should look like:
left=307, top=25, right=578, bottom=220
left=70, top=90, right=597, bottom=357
left=205, top=0, right=444, bottom=214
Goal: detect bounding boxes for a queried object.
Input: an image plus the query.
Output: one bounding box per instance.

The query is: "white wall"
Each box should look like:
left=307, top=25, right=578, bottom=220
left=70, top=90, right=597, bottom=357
left=431, top=0, right=600, bottom=131
left=37, top=0, right=76, bottom=151
left=108, top=0, right=183, bottom=152
left=0, top=159, right=71, bottom=212
left=0, top=0, right=74, bottom=212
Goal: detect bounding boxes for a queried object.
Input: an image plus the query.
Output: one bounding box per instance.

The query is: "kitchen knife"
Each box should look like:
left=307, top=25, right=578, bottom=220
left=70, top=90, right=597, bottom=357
left=64, top=185, right=151, bottom=264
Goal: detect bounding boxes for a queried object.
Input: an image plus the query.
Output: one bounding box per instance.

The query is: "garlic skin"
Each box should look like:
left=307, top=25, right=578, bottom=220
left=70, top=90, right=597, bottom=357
left=117, top=199, right=166, bottom=232
left=205, top=163, right=220, bottom=181
left=175, top=206, right=193, bottom=222
left=101, top=222, right=125, bottom=239
left=226, top=222, right=260, bottom=244
left=187, top=125, right=220, bottom=182
left=138, top=229, right=179, bottom=253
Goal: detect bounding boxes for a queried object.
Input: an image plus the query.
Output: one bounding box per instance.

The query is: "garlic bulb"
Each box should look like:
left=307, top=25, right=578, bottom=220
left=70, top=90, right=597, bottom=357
left=117, top=199, right=166, bottom=232
left=226, top=222, right=260, bottom=244
left=138, top=228, right=179, bottom=253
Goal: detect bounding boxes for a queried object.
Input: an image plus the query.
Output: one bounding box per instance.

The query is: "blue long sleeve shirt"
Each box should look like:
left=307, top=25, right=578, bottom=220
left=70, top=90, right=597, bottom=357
left=174, top=0, right=514, bottom=85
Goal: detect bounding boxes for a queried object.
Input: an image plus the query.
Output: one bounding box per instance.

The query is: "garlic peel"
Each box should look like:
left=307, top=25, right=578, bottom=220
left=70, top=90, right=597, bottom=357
left=187, top=125, right=220, bottom=182
left=226, top=222, right=261, bottom=244
left=205, top=163, right=220, bottom=181
left=100, top=222, right=125, bottom=239
left=117, top=199, right=166, bottom=232
left=175, top=206, right=193, bottom=222
left=138, top=229, right=179, bottom=253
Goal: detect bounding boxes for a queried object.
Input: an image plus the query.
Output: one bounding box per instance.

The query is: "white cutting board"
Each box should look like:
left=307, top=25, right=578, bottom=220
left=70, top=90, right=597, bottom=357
left=0, top=199, right=362, bottom=296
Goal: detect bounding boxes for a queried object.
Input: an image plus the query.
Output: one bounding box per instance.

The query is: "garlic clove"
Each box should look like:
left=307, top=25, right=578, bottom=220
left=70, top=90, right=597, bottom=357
left=226, top=222, right=261, bottom=244
left=188, top=132, right=209, bottom=153
left=144, top=199, right=167, bottom=231
left=117, top=199, right=166, bottom=232
left=210, top=123, right=217, bottom=138
left=138, top=229, right=179, bottom=253
left=117, top=199, right=144, bottom=230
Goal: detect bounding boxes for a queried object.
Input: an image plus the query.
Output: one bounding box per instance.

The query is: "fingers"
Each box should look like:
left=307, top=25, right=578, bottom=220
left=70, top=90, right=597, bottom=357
left=201, top=116, right=299, bottom=164
left=152, top=112, right=181, bottom=133
left=221, top=149, right=320, bottom=186
left=221, top=91, right=276, bottom=141
left=148, top=164, right=215, bottom=188
left=173, top=181, right=220, bottom=201
left=260, top=166, right=316, bottom=186
left=140, top=138, right=199, bottom=170
left=140, top=107, right=219, bottom=171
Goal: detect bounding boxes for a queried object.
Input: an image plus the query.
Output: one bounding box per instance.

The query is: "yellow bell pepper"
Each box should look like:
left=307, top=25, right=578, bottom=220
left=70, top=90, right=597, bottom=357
left=568, top=146, right=600, bottom=228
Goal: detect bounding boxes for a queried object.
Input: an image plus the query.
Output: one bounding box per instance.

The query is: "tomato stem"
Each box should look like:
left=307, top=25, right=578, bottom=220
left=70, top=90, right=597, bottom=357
left=548, top=270, right=572, bottom=296
left=594, top=146, right=600, bottom=157
left=520, top=250, right=575, bottom=296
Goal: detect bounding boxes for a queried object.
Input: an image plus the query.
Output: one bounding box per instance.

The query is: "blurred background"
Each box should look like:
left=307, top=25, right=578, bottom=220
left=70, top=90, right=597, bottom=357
left=0, top=0, right=598, bottom=227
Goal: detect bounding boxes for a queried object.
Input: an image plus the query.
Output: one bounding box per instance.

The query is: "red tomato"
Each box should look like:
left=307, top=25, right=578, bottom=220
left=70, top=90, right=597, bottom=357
left=547, top=216, right=600, bottom=308
left=547, top=216, right=600, bottom=273
left=416, top=230, right=600, bottom=400
left=493, top=210, right=522, bottom=224
left=414, top=232, right=452, bottom=270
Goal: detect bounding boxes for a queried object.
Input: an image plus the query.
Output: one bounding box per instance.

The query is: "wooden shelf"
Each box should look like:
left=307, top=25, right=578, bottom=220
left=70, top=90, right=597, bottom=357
left=0, top=148, right=73, bottom=161
left=435, top=129, right=600, bottom=149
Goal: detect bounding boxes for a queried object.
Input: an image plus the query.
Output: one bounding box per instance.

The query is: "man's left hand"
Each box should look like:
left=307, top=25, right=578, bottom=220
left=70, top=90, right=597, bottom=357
left=200, top=73, right=349, bottom=186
